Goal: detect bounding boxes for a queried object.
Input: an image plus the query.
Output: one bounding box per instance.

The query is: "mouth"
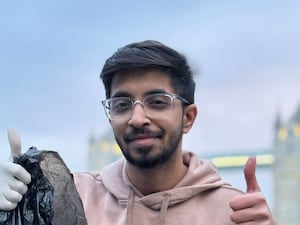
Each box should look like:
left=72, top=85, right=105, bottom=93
left=131, top=136, right=157, bottom=146
left=125, top=132, right=162, bottom=141
left=124, top=131, right=163, bottom=147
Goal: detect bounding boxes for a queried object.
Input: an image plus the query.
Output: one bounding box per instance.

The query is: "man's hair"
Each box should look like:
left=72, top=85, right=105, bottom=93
left=100, top=40, right=195, bottom=104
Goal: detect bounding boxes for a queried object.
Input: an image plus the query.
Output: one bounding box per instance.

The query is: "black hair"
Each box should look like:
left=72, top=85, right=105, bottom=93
left=100, top=40, right=195, bottom=103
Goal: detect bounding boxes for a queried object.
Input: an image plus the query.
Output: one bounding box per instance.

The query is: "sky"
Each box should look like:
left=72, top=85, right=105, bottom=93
left=0, top=0, right=299, bottom=172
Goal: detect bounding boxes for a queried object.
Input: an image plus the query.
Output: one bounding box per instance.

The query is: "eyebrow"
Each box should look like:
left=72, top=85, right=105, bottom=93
left=111, top=91, right=132, bottom=98
left=111, top=89, right=169, bottom=99
left=144, top=89, right=168, bottom=95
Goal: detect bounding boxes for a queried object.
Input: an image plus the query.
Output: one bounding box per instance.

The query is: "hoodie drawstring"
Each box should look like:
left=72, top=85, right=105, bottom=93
left=160, top=194, right=170, bottom=225
left=126, top=190, right=170, bottom=225
left=127, top=188, right=134, bottom=225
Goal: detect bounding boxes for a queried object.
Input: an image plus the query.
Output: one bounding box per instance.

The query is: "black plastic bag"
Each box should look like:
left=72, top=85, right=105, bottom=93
left=0, top=147, right=87, bottom=225
left=0, top=147, right=54, bottom=225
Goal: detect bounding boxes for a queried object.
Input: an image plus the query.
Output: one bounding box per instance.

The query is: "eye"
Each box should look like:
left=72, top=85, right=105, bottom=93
left=145, top=95, right=171, bottom=109
left=110, top=98, right=132, bottom=113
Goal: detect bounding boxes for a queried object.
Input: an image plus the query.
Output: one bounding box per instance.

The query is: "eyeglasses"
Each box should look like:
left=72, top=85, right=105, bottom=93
left=101, top=93, right=190, bottom=121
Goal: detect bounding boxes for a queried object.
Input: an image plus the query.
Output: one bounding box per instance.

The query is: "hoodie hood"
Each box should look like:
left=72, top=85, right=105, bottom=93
left=100, top=151, right=229, bottom=210
left=74, top=151, right=240, bottom=225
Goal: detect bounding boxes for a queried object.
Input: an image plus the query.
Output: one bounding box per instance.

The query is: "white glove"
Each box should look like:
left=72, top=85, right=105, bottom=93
left=0, top=129, right=31, bottom=210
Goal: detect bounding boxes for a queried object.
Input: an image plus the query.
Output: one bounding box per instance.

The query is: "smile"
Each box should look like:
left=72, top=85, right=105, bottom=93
left=125, top=132, right=162, bottom=148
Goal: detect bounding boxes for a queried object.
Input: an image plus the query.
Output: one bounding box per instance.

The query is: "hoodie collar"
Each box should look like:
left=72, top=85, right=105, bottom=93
left=101, top=151, right=229, bottom=210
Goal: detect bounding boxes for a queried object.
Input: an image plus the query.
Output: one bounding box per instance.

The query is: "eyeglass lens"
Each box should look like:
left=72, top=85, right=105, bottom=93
left=106, top=94, right=174, bottom=120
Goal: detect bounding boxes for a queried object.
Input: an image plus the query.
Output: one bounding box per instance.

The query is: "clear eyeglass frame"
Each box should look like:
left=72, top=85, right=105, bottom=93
left=101, top=93, right=190, bottom=121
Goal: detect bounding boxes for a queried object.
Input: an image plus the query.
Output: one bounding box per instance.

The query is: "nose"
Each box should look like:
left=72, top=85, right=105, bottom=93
left=128, top=103, right=150, bottom=127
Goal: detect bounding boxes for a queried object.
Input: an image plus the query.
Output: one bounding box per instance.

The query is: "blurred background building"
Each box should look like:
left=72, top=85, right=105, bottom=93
left=273, top=104, right=300, bottom=224
left=88, top=104, right=300, bottom=224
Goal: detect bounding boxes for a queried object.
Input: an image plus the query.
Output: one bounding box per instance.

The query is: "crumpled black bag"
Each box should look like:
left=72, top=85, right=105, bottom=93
left=0, top=147, right=87, bottom=225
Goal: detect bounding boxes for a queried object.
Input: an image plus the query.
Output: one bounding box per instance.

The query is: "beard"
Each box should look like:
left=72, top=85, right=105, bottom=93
left=114, top=123, right=183, bottom=169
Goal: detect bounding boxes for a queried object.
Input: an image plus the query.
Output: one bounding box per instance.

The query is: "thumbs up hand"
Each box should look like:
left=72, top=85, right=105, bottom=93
left=0, top=129, right=31, bottom=210
left=229, top=157, right=277, bottom=224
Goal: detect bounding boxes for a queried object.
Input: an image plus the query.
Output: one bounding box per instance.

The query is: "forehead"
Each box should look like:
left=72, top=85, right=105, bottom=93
left=110, top=70, right=175, bottom=97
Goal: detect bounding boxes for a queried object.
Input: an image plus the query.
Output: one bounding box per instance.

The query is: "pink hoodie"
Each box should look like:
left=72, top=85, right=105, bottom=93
left=74, top=152, right=243, bottom=225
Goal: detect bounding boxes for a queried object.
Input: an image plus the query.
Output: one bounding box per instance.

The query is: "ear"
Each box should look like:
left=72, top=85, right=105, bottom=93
left=182, top=104, right=197, bottom=134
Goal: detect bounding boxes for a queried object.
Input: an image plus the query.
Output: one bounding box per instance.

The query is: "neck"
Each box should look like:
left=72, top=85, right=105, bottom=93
left=125, top=151, right=187, bottom=195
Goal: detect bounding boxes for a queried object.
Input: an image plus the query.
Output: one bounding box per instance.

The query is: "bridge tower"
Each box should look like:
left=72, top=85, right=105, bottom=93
left=273, top=104, right=300, bottom=224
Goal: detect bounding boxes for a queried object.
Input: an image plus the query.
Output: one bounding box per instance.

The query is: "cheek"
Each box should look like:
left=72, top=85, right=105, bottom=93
left=159, top=115, right=184, bottom=132
left=110, top=122, right=125, bottom=136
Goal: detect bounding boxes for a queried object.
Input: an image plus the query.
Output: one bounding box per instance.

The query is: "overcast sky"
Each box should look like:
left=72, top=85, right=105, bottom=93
left=1, top=0, right=299, bottom=172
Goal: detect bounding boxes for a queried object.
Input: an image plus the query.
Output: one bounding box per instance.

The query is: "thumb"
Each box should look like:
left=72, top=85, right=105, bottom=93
left=244, top=156, right=261, bottom=193
left=7, top=128, right=22, bottom=156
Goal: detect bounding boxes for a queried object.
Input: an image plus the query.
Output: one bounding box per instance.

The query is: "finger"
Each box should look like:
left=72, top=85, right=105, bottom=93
left=7, top=128, right=22, bottom=156
left=230, top=193, right=271, bottom=223
left=230, top=207, right=255, bottom=224
left=3, top=189, right=24, bottom=204
left=8, top=163, right=32, bottom=184
left=244, top=156, right=261, bottom=193
left=0, top=199, right=18, bottom=211
left=9, top=179, right=29, bottom=195
left=230, top=192, right=263, bottom=210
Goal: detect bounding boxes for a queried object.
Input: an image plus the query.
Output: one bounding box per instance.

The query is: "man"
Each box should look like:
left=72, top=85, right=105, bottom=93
left=0, top=40, right=277, bottom=224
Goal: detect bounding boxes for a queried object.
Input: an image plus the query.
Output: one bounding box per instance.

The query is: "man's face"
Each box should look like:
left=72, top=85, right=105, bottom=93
left=109, top=71, right=186, bottom=169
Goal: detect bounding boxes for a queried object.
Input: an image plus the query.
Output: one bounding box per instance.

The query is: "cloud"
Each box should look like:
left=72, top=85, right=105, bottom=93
left=184, top=64, right=300, bottom=154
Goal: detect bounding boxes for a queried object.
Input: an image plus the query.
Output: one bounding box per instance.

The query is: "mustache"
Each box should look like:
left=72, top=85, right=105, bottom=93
left=124, top=128, right=163, bottom=141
